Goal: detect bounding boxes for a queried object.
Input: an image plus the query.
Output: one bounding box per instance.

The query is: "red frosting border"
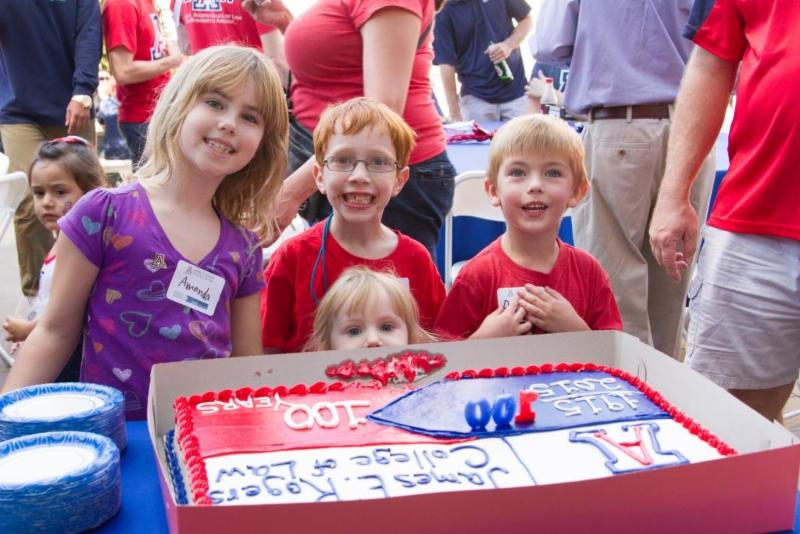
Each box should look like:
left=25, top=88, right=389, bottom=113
left=173, top=379, right=374, bottom=506
left=173, top=361, right=737, bottom=506
left=443, top=362, right=737, bottom=457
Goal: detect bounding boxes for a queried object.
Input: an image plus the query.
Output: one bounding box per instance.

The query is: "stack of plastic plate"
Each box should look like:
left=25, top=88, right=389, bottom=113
left=0, top=431, right=121, bottom=532
left=0, top=383, right=127, bottom=450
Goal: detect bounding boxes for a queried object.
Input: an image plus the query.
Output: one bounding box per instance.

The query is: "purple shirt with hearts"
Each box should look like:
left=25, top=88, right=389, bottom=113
left=59, top=181, right=264, bottom=419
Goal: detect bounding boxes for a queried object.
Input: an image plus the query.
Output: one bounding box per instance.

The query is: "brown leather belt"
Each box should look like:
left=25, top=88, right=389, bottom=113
left=589, top=104, right=672, bottom=121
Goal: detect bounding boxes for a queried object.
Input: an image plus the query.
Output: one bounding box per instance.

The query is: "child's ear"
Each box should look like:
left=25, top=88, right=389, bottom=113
left=312, top=161, right=326, bottom=194
left=392, top=166, right=410, bottom=197
left=568, top=180, right=589, bottom=208
left=484, top=178, right=502, bottom=207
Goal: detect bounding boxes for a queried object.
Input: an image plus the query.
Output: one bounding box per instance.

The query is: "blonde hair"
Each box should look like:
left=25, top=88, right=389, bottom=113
left=486, top=114, right=588, bottom=191
left=305, top=266, right=437, bottom=351
left=138, top=45, right=288, bottom=244
left=313, top=97, right=416, bottom=168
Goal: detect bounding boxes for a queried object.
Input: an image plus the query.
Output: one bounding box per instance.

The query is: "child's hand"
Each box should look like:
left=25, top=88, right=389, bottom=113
left=470, top=298, right=532, bottom=340
left=3, top=316, right=34, bottom=343
left=518, top=285, right=590, bottom=333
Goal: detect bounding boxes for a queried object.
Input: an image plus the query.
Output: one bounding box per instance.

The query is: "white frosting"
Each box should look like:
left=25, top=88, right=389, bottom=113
left=0, top=444, right=98, bottom=484
left=2, top=393, right=105, bottom=420
left=196, top=418, right=723, bottom=506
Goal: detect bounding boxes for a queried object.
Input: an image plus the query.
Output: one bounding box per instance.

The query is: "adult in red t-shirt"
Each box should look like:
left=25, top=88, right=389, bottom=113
left=243, top=0, right=455, bottom=256
left=171, top=0, right=288, bottom=86
left=650, top=0, right=800, bottom=421
left=103, top=0, right=182, bottom=168
left=261, top=221, right=445, bottom=353
left=435, top=238, right=622, bottom=339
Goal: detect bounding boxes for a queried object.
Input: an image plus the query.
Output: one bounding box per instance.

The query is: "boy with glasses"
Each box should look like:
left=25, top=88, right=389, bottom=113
left=260, top=98, right=445, bottom=354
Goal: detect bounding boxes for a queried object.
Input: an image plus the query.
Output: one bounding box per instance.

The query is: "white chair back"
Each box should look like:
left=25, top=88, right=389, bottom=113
left=263, top=214, right=310, bottom=266
left=443, top=170, right=505, bottom=289
left=0, top=171, right=27, bottom=244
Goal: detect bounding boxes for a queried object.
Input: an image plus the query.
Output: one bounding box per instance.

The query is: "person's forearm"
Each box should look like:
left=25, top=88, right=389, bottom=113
left=285, top=158, right=317, bottom=201
left=439, top=65, right=461, bottom=120
left=661, top=48, right=738, bottom=201
left=504, top=15, right=532, bottom=50
left=111, top=56, right=177, bottom=86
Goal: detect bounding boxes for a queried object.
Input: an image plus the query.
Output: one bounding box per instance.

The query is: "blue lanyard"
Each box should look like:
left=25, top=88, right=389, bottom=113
left=309, top=214, right=333, bottom=305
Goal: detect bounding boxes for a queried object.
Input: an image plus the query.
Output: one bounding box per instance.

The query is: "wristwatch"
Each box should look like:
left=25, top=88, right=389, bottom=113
left=71, top=94, right=93, bottom=109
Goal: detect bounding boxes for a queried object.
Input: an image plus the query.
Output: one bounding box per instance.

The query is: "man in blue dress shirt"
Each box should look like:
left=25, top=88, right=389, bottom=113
left=533, top=0, right=715, bottom=359
left=434, top=0, right=532, bottom=122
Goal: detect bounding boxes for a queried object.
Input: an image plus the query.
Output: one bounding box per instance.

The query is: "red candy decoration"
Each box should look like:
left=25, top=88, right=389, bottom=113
left=310, top=381, right=327, bottom=394
left=324, top=350, right=447, bottom=384
left=289, top=384, right=308, bottom=396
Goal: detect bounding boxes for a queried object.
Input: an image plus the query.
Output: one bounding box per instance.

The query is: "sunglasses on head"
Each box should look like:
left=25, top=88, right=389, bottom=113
left=48, top=136, right=93, bottom=148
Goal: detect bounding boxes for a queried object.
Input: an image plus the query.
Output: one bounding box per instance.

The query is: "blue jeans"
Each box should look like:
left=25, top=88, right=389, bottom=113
left=119, top=121, right=148, bottom=170
left=383, top=151, right=455, bottom=258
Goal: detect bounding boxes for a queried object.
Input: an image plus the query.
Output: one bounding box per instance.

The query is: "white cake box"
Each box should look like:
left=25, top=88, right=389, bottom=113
left=147, top=331, right=800, bottom=533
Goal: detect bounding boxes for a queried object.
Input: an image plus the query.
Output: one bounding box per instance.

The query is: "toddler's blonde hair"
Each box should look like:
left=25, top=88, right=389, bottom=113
left=305, top=266, right=437, bottom=351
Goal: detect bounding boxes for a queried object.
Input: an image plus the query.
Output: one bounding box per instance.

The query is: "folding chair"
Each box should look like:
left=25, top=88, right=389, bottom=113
left=443, top=170, right=505, bottom=289
left=0, top=171, right=28, bottom=366
left=262, top=214, right=310, bottom=267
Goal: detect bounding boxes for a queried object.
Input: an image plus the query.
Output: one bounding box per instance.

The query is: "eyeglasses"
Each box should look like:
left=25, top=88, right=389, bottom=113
left=99, top=76, right=110, bottom=81
left=323, top=156, right=399, bottom=174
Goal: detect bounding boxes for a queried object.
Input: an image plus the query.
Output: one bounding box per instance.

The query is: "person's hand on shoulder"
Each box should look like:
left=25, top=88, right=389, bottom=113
left=518, top=285, right=590, bottom=333
left=242, top=0, right=294, bottom=32
left=470, top=298, right=532, bottom=339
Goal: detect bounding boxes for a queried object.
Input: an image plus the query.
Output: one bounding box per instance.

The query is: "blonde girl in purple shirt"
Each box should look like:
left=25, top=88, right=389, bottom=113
left=2, top=46, right=289, bottom=419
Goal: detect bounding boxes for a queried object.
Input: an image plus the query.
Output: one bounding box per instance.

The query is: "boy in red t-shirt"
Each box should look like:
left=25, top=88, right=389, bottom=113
left=435, top=115, right=622, bottom=340
left=261, top=98, right=445, bottom=354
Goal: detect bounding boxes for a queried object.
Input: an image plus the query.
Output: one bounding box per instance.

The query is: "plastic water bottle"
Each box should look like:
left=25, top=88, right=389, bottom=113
left=488, top=42, right=514, bottom=84
left=540, top=77, right=560, bottom=117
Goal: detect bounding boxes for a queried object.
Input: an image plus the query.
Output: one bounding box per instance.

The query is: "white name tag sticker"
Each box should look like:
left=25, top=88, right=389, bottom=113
left=167, top=260, right=225, bottom=316
left=497, top=287, right=524, bottom=310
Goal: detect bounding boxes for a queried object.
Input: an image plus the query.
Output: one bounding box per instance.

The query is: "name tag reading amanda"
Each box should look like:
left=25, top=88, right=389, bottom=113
left=167, top=260, right=225, bottom=316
